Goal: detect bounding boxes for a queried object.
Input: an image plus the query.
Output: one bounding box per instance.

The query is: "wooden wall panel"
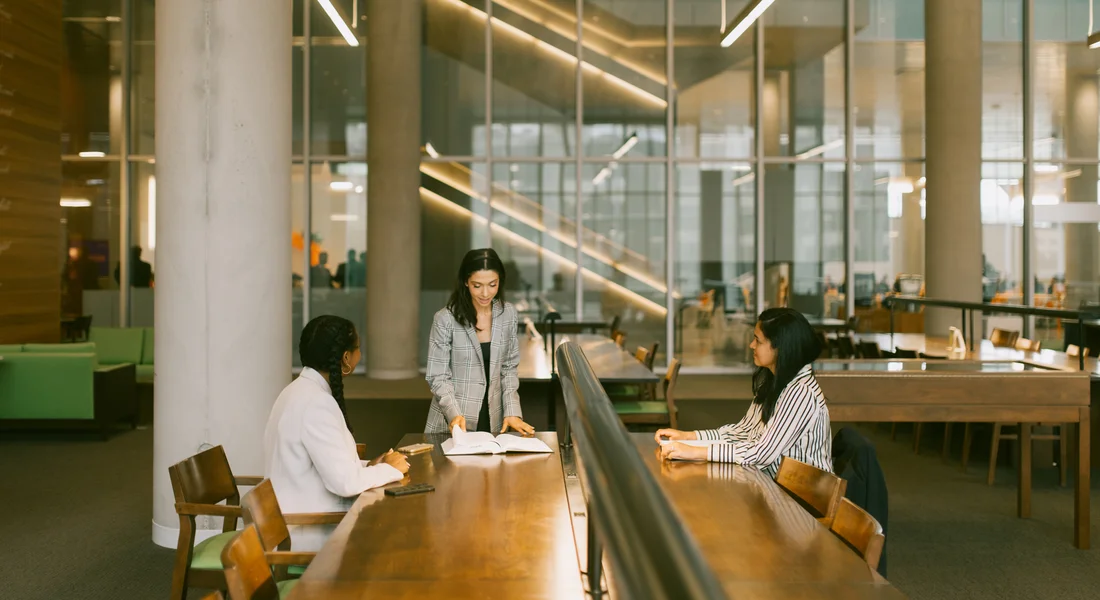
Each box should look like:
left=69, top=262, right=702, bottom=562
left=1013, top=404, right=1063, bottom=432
left=0, top=0, right=62, bottom=344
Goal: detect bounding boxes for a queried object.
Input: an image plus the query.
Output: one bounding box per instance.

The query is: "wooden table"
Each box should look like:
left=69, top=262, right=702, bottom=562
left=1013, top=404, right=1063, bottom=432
left=807, top=316, right=850, bottom=333
left=287, top=432, right=583, bottom=599
left=630, top=434, right=905, bottom=599
left=518, top=334, right=658, bottom=383
left=814, top=358, right=1092, bottom=549
left=859, top=332, right=1100, bottom=377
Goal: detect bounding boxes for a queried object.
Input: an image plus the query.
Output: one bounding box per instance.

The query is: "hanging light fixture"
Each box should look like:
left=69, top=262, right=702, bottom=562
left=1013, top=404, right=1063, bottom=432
left=720, top=0, right=775, bottom=47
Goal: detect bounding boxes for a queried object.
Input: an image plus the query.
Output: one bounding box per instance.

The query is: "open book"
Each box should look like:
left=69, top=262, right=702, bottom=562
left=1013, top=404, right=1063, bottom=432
left=658, top=439, right=722, bottom=447
left=441, top=425, right=552, bottom=455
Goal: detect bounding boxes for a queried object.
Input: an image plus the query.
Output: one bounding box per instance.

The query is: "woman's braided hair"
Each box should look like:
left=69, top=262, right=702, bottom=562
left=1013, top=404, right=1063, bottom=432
left=298, top=315, right=358, bottom=431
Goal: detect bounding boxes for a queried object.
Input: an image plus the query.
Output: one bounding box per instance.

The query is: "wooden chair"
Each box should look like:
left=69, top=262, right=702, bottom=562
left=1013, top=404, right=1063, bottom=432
left=615, top=359, right=681, bottom=429
left=633, top=346, right=648, bottom=364
left=990, top=328, right=1019, bottom=348
left=893, top=348, right=917, bottom=359
left=169, top=446, right=264, bottom=600
left=829, top=497, right=885, bottom=571
left=241, top=479, right=343, bottom=581
left=1067, top=344, right=1089, bottom=359
left=612, top=331, right=626, bottom=349
left=834, top=335, right=856, bottom=359
left=1015, top=337, right=1041, bottom=352
left=857, top=340, right=882, bottom=359
left=986, top=422, right=1068, bottom=487
left=608, top=315, right=622, bottom=339
left=645, top=342, right=659, bottom=370
left=220, top=525, right=295, bottom=600
left=775, top=457, right=847, bottom=526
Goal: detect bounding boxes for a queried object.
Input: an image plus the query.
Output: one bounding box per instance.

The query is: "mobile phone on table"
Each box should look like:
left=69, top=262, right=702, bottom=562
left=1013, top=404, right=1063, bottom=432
left=384, top=483, right=435, bottom=497
left=397, top=442, right=433, bottom=456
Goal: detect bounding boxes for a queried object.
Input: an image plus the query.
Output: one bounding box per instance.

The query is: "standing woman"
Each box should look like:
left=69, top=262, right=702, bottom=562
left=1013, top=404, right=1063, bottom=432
left=425, top=248, right=535, bottom=435
left=655, top=308, right=831, bottom=477
left=265, top=315, right=410, bottom=551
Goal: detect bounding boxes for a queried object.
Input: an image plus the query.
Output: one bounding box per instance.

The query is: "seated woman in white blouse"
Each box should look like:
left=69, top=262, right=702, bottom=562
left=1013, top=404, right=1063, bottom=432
left=264, top=315, right=410, bottom=551
left=656, top=307, right=831, bottom=478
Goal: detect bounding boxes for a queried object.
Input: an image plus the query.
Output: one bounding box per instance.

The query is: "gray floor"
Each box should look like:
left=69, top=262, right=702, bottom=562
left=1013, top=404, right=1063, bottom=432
left=2, top=423, right=1099, bottom=599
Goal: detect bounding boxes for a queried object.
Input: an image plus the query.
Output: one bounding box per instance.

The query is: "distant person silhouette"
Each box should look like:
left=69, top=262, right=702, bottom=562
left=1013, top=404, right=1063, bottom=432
left=114, top=246, right=153, bottom=287
left=311, top=252, right=334, bottom=288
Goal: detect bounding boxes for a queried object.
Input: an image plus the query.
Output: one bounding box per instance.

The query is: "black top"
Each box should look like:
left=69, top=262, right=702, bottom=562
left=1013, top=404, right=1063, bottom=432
left=477, top=342, right=492, bottom=433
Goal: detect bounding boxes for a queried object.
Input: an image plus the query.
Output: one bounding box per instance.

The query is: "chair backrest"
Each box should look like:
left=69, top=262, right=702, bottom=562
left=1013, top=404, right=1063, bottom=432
left=221, top=526, right=280, bottom=600
left=1067, top=344, right=1090, bottom=359
left=990, top=328, right=1020, bottom=348
left=242, top=480, right=291, bottom=553
left=846, top=315, right=859, bottom=332
left=608, top=315, right=622, bottom=337
left=776, top=457, right=848, bottom=525
left=918, top=352, right=945, bottom=360
left=830, top=497, right=885, bottom=570
left=1015, top=337, right=1040, bottom=352
left=168, top=445, right=241, bottom=531
left=835, top=336, right=855, bottom=359
left=199, top=593, right=225, bottom=600
left=893, top=348, right=918, bottom=359
left=613, top=331, right=626, bottom=348
left=857, top=341, right=882, bottom=359
left=815, top=331, right=831, bottom=359
left=646, top=342, right=659, bottom=370
left=663, top=359, right=682, bottom=427
left=634, top=347, right=648, bottom=364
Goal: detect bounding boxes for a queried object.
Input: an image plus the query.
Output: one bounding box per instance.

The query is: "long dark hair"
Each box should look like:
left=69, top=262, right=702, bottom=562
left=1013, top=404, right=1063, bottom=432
left=298, top=315, right=358, bottom=431
left=751, top=308, right=821, bottom=424
left=446, top=248, right=507, bottom=329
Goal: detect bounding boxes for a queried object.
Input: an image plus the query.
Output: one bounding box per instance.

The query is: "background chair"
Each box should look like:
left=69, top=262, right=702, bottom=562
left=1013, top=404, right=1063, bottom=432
left=168, top=446, right=263, bottom=600
left=830, top=497, right=885, bottom=571
left=990, top=328, right=1020, bottom=349
left=775, top=457, right=847, bottom=527
left=242, top=479, right=343, bottom=581
left=615, top=359, right=682, bottom=429
left=220, top=525, right=294, bottom=600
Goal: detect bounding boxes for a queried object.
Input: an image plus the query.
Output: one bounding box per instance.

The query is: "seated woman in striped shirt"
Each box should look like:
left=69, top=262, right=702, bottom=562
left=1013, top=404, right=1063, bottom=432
left=655, top=307, right=831, bottom=477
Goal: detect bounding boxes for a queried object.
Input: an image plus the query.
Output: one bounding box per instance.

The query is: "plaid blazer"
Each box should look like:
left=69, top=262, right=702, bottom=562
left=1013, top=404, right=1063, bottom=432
left=424, top=301, right=522, bottom=434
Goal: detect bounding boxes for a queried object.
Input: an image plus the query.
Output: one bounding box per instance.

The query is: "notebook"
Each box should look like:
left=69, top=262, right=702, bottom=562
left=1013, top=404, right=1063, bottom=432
left=441, top=425, right=553, bottom=455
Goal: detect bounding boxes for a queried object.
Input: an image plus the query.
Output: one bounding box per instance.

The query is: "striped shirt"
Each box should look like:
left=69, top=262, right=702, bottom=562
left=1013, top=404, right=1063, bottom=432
left=694, top=364, right=832, bottom=478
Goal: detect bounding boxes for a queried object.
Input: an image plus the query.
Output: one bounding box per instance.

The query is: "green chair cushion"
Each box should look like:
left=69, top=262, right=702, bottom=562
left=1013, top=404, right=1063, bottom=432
left=0, top=344, right=24, bottom=354
left=189, top=531, right=239, bottom=570
left=287, top=565, right=307, bottom=577
left=136, top=364, right=155, bottom=384
left=614, top=401, right=669, bottom=416
left=89, top=327, right=144, bottom=365
left=141, top=327, right=155, bottom=365
left=277, top=579, right=298, bottom=598
left=23, top=342, right=96, bottom=355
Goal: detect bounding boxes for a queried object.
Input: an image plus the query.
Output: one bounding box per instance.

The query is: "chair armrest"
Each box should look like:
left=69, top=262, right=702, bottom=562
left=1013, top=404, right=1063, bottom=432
left=234, top=476, right=264, bottom=486
left=266, top=551, right=315, bottom=566
left=356, top=443, right=367, bottom=460
left=284, top=512, right=346, bottom=525
left=175, top=502, right=243, bottom=519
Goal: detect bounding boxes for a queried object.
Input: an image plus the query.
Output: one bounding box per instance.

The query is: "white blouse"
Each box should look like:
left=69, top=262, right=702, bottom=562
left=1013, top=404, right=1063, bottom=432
left=694, top=364, right=832, bottom=478
left=263, top=367, right=404, bottom=550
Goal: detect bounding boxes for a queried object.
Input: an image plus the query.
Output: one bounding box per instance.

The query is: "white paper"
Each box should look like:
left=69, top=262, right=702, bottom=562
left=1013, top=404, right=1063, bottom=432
left=442, top=425, right=552, bottom=456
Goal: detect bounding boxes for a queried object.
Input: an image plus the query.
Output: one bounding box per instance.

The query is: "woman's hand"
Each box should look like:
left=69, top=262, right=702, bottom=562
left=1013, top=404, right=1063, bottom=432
left=659, top=442, right=708, bottom=462
left=367, top=450, right=389, bottom=466
left=654, top=428, right=698, bottom=444
left=382, top=450, right=410, bottom=474
left=501, top=416, right=535, bottom=436
left=449, top=415, right=467, bottom=432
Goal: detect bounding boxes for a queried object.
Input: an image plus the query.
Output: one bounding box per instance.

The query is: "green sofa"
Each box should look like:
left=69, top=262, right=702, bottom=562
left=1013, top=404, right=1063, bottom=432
left=0, top=343, right=137, bottom=439
left=90, top=327, right=154, bottom=384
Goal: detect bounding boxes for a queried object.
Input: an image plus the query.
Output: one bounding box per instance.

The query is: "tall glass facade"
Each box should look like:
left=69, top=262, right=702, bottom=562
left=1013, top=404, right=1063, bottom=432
left=61, top=0, right=1100, bottom=371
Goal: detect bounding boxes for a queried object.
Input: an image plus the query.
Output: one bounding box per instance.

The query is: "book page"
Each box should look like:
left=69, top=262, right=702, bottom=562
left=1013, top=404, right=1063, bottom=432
left=494, top=434, right=553, bottom=453
left=658, top=439, right=722, bottom=447
left=442, top=426, right=504, bottom=455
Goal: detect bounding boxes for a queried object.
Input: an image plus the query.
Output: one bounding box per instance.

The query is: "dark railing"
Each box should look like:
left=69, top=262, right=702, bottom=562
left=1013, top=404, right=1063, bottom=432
left=555, top=341, right=727, bottom=600
left=882, top=295, right=1100, bottom=370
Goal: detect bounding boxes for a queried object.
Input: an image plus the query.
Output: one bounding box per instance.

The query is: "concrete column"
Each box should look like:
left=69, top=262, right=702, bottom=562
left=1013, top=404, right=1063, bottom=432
left=924, top=0, right=983, bottom=334
left=151, top=0, right=291, bottom=547
left=1064, top=72, right=1099, bottom=308
left=898, top=71, right=925, bottom=280
left=366, top=0, right=422, bottom=378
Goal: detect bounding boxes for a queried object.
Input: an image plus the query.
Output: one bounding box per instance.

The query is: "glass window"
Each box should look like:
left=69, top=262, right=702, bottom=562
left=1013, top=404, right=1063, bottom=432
left=853, top=0, right=924, bottom=160
left=675, top=162, right=756, bottom=368
left=126, top=161, right=157, bottom=326
left=423, top=0, right=487, bottom=157
left=62, top=160, right=122, bottom=325
left=310, top=0, right=365, bottom=156
left=852, top=161, right=924, bottom=332
left=490, top=1, right=577, bottom=158
left=581, top=0, right=668, bottom=158
left=979, top=161, right=1024, bottom=304
left=581, top=161, right=666, bottom=358
left=982, top=0, right=1023, bottom=160
left=131, top=0, right=155, bottom=156
left=763, top=0, right=846, bottom=159
left=763, top=162, right=846, bottom=318
left=1033, top=0, right=1100, bottom=161
left=62, top=2, right=122, bottom=156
